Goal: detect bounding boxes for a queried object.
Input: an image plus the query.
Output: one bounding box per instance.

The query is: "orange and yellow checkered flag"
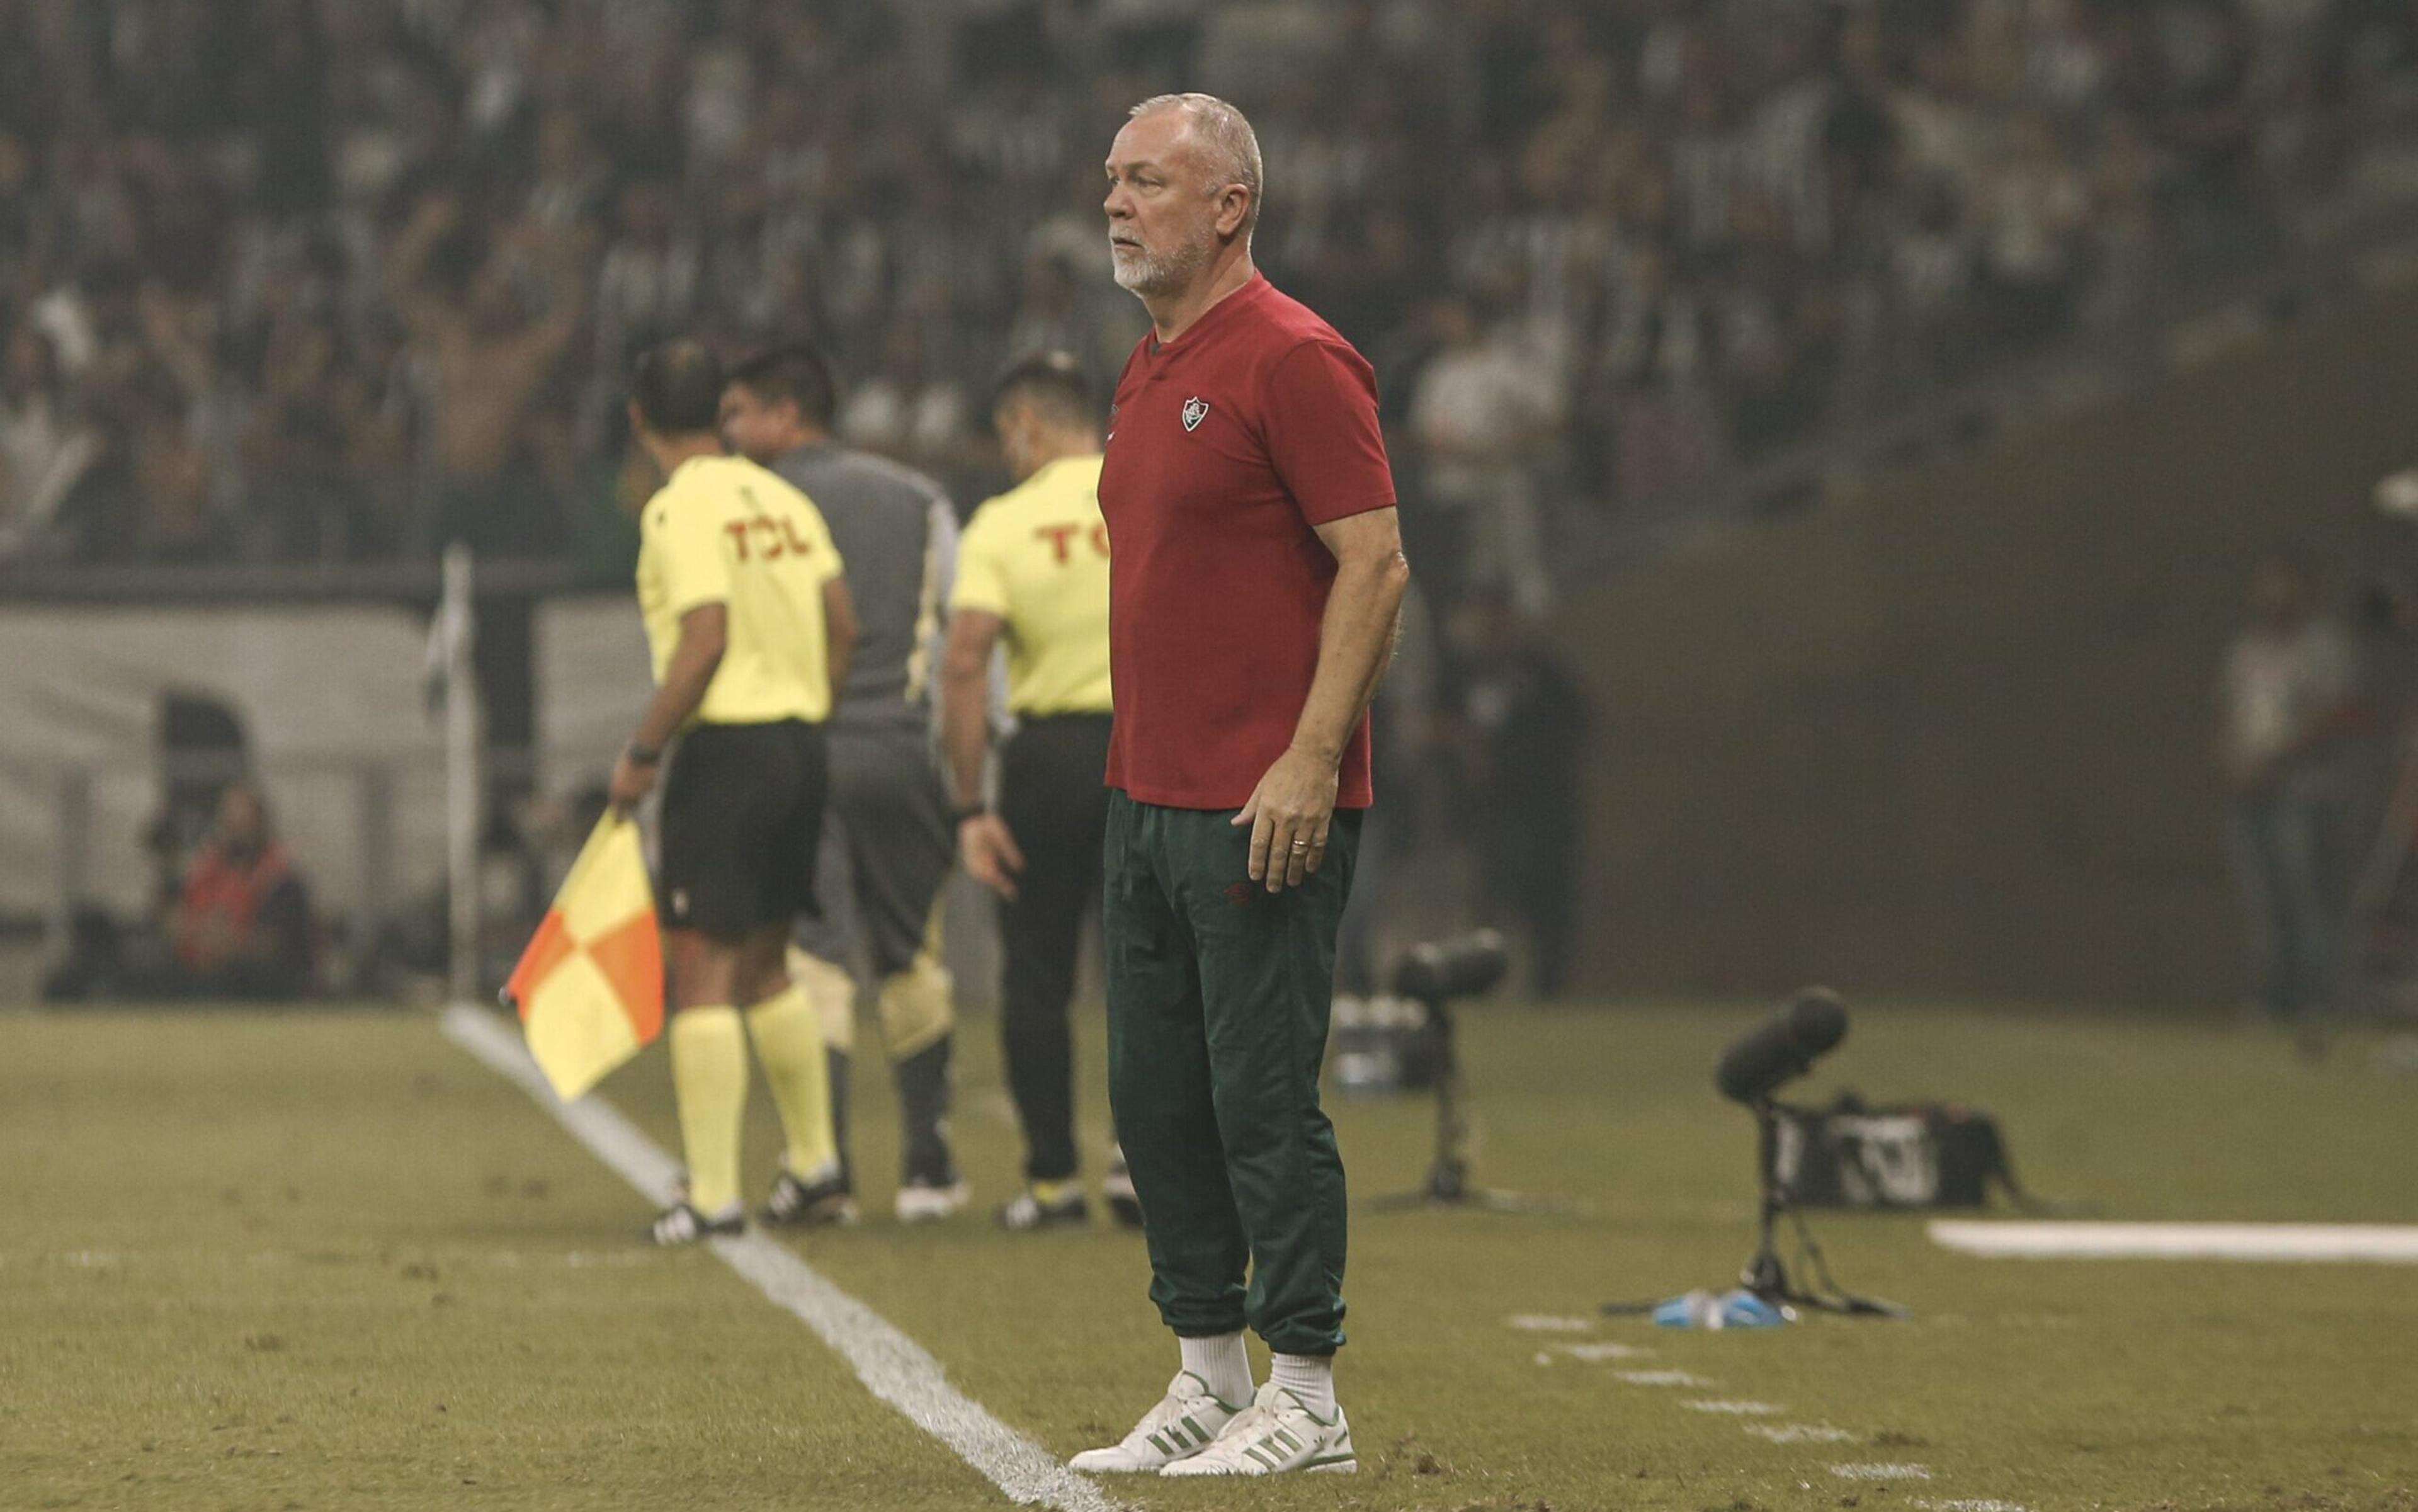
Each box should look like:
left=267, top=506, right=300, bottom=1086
left=502, top=813, right=663, bottom=1101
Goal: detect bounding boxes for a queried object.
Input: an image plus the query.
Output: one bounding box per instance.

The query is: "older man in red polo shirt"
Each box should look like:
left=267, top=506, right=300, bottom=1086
left=1068, top=93, right=1410, bottom=1481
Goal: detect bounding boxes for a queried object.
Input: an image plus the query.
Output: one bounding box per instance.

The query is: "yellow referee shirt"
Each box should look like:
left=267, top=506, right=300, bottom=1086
left=950, top=455, right=1111, bottom=715
left=636, top=454, right=844, bottom=725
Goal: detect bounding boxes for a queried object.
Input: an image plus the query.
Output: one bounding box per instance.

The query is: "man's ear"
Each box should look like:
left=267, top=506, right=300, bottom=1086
left=1216, top=186, right=1252, bottom=240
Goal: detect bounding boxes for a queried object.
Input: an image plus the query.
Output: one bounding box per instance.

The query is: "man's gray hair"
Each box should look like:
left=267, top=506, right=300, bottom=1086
left=1130, top=93, right=1263, bottom=234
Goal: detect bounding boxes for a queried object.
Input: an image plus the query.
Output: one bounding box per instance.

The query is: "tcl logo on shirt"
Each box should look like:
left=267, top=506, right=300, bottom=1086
left=721, top=484, right=819, bottom=562
left=724, top=516, right=819, bottom=562
left=1034, top=521, right=1111, bottom=563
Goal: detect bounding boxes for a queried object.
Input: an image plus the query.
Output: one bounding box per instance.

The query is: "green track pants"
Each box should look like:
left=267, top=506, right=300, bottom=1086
left=1103, top=791, right=1361, bottom=1357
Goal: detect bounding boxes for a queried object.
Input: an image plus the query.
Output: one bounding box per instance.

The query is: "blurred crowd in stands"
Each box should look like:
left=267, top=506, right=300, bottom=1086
left=4, top=0, right=2417, bottom=608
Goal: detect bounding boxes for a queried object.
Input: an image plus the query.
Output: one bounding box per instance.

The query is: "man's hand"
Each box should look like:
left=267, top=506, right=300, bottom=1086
left=609, top=749, right=659, bottom=813
left=960, top=814, right=1027, bottom=900
left=1234, top=743, right=1340, bottom=891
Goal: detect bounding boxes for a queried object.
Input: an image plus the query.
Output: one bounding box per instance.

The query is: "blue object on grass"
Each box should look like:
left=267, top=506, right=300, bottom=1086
left=1652, top=1288, right=1793, bottom=1328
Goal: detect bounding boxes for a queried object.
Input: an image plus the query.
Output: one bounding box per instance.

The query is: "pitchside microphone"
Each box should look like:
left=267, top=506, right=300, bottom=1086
left=1714, top=987, right=1848, bottom=1105
left=1390, top=929, right=1510, bottom=1002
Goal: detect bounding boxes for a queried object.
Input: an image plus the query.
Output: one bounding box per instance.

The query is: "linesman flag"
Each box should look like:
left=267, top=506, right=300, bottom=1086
left=502, top=814, right=663, bottom=1100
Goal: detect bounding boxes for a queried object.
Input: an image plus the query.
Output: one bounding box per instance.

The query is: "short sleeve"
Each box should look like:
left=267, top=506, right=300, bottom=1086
left=1262, top=339, right=1397, bottom=527
left=925, top=494, right=961, bottom=608
left=949, top=506, right=1012, bottom=618
left=646, top=489, right=732, bottom=618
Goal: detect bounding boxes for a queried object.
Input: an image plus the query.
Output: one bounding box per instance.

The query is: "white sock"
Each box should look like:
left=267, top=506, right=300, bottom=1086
left=1176, top=1333, right=1251, bottom=1407
left=1269, top=1353, right=1336, bottom=1417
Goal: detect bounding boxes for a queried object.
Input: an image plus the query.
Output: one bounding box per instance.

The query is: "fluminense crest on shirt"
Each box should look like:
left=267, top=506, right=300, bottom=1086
left=1181, top=396, right=1210, bottom=432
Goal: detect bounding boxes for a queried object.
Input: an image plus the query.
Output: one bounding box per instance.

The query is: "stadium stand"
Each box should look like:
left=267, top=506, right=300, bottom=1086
left=4, top=0, right=2417, bottom=589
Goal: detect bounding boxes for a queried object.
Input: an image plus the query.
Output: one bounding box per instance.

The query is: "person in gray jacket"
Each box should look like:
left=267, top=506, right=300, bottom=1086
left=722, top=343, right=967, bottom=1223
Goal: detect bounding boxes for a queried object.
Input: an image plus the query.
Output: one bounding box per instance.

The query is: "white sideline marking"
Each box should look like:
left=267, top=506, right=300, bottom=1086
left=1748, top=1424, right=1857, bottom=1444
left=441, top=1004, right=1123, bottom=1512
left=1930, top=1220, right=2418, bottom=1264
left=1832, top=1463, right=1933, bottom=1481
left=1916, top=1500, right=2029, bottom=1511
left=1535, top=1343, right=1650, bottom=1368
left=1558, top=1342, right=1651, bottom=1362
left=1683, top=1399, right=1783, bottom=1415
left=1616, top=1369, right=1712, bottom=1387
left=1505, top=1313, right=1596, bottom=1333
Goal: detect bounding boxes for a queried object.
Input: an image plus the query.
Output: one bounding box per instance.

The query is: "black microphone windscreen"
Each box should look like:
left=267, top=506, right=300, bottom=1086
left=1389, top=929, right=1509, bottom=1001
left=1792, top=988, right=1847, bottom=1056
left=1714, top=987, right=1849, bottom=1104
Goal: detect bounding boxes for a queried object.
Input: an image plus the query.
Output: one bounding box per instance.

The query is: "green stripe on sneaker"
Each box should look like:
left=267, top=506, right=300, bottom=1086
left=1181, top=1414, right=1207, bottom=1444
left=1149, top=1431, right=1171, bottom=1455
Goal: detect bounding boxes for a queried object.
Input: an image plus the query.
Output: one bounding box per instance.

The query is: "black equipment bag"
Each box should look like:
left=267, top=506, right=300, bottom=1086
left=1771, top=1094, right=2045, bottom=1210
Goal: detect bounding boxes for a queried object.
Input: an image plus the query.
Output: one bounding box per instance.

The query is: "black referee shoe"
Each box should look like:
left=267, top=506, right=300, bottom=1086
left=649, top=1200, right=744, bottom=1246
left=996, top=1185, right=1089, bottom=1232
left=763, top=1159, right=859, bottom=1229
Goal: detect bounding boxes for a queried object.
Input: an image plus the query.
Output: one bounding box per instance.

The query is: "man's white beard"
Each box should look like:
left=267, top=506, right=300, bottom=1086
left=1111, top=232, right=1213, bottom=296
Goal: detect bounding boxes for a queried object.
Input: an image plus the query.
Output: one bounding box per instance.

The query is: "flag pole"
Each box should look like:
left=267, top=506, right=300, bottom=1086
left=441, top=542, right=483, bottom=1006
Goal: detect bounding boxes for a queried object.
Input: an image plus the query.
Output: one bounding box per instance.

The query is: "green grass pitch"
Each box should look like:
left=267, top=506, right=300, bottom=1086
left=4, top=998, right=2413, bottom=1511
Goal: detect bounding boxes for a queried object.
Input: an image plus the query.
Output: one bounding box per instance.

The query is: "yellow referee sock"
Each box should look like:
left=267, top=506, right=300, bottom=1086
left=747, top=983, right=841, bottom=1177
left=669, top=1006, right=748, bottom=1215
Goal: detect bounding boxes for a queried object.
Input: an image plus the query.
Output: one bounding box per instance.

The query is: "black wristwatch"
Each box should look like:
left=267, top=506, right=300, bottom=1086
left=625, top=741, right=663, bottom=766
left=952, top=802, right=988, bottom=826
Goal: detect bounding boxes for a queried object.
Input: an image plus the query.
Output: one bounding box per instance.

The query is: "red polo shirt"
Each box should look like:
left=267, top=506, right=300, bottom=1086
left=1098, top=272, right=1397, bottom=810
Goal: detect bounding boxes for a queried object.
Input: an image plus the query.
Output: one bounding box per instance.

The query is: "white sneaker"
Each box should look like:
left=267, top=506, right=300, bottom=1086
left=1067, top=1370, right=1247, bottom=1474
left=894, top=1178, right=970, bottom=1224
left=1160, top=1382, right=1355, bottom=1477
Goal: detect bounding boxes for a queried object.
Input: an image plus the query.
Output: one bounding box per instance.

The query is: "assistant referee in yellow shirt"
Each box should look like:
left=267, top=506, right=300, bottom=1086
left=609, top=339, right=860, bottom=1246
left=941, top=353, right=1127, bottom=1232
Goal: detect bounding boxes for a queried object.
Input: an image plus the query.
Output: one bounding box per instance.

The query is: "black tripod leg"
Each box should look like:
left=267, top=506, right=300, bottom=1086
left=1782, top=1188, right=1910, bottom=1318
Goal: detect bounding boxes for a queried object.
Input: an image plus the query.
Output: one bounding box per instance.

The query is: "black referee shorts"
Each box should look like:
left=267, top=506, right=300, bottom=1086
left=659, top=718, right=827, bottom=935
